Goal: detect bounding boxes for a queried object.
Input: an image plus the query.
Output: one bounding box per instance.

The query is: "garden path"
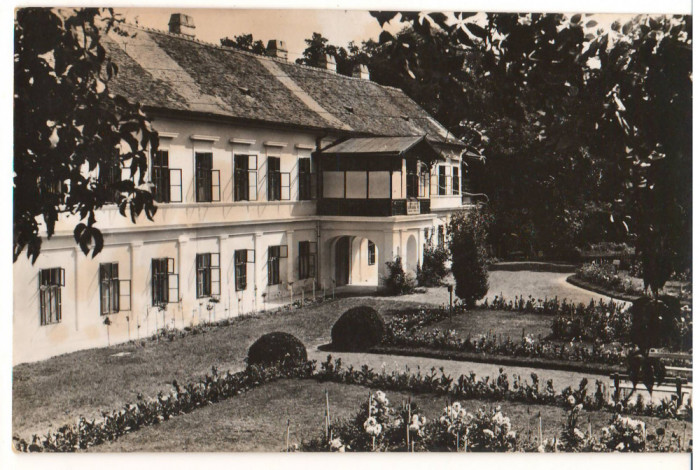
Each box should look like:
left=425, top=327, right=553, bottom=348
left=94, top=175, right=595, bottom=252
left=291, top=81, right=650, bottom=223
left=307, top=348, right=666, bottom=405
left=391, top=270, right=629, bottom=307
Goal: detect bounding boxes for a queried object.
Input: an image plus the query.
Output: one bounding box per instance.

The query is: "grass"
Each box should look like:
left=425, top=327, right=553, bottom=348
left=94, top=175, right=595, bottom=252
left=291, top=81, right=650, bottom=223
left=12, top=296, right=424, bottom=439
left=417, top=309, right=553, bottom=340
left=12, top=269, right=621, bottom=440
left=87, top=378, right=692, bottom=452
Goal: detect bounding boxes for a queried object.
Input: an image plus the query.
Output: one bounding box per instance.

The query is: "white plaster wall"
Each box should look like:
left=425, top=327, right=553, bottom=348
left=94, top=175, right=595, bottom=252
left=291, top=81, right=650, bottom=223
left=47, top=119, right=320, bottom=237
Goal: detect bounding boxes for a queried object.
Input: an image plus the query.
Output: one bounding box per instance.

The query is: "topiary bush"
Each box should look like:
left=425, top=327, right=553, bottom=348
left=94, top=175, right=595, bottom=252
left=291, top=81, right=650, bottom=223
left=247, top=332, right=307, bottom=367
left=331, top=306, right=386, bottom=351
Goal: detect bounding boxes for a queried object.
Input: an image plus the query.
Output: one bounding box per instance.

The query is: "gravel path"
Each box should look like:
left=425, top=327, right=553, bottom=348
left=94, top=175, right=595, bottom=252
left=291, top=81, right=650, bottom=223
left=391, top=270, right=628, bottom=307
left=308, top=348, right=671, bottom=405
left=308, top=348, right=606, bottom=391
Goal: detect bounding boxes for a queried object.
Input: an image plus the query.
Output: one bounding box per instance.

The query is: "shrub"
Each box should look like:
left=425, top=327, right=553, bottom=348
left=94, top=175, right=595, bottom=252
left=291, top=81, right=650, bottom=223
left=416, top=244, right=449, bottom=287
left=331, top=306, right=385, bottom=351
left=383, top=256, right=415, bottom=295
left=448, top=208, right=490, bottom=307
left=247, top=332, right=307, bottom=367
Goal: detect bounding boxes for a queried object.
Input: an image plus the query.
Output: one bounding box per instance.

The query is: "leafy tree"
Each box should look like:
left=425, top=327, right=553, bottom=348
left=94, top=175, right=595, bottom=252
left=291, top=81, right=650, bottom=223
left=591, top=15, right=692, bottom=296
left=447, top=207, right=490, bottom=307
left=220, top=33, right=266, bottom=54
left=369, top=11, right=691, bottom=393
left=369, top=12, right=691, bottom=290
left=295, top=32, right=365, bottom=76
left=14, top=8, right=158, bottom=263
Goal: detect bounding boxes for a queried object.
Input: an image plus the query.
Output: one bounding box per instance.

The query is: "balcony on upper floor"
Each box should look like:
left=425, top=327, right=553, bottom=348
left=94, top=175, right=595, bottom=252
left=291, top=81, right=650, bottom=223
left=315, top=135, right=464, bottom=218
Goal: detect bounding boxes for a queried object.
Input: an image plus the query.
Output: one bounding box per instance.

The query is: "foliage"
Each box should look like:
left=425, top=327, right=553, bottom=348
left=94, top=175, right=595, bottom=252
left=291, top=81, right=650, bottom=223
left=14, top=356, right=691, bottom=452
left=330, top=306, right=385, bottom=352
left=416, top=244, right=449, bottom=287
left=295, top=32, right=366, bottom=76
left=381, top=298, right=691, bottom=367
left=246, top=332, right=307, bottom=367
left=448, top=208, right=490, bottom=307
left=13, top=362, right=316, bottom=452
left=383, top=256, right=416, bottom=295
left=368, top=13, right=691, bottom=291
left=14, top=8, right=158, bottom=262
left=576, top=262, right=642, bottom=296
left=219, top=33, right=266, bottom=54
left=550, top=298, right=631, bottom=343
left=303, top=379, right=689, bottom=453
left=599, top=414, right=647, bottom=452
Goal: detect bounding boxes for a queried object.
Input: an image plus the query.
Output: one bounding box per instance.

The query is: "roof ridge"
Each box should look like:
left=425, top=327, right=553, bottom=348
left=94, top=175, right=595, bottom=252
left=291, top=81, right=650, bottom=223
left=120, top=22, right=406, bottom=92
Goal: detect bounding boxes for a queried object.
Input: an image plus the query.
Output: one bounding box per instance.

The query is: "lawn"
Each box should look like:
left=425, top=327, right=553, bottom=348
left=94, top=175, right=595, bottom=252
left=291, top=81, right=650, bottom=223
left=416, top=309, right=553, bottom=340
left=88, top=378, right=692, bottom=452
left=12, top=296, right=424, bottom=439
left=12, top=269, right=623, bottom=441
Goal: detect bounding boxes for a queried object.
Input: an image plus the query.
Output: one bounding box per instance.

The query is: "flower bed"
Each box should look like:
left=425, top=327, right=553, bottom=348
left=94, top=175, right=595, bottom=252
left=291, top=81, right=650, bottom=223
left=302, top=389, right=690, bottom=452
left=382, top=329, right=627, bottom=367
left=14, top=356, right=691, bottom=452
left=381, top=296, right=692, bottom=368
left=575, top=261, right=691, bottom=302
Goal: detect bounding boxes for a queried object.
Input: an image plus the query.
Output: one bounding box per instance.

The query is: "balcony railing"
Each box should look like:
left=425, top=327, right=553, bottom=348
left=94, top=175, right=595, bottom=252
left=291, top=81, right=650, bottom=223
left=318, top=198, right=430, bottom=216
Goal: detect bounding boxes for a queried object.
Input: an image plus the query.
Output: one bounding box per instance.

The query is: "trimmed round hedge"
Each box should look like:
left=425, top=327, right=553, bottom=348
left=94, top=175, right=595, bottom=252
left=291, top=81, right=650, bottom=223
left=247, top=332, right=307, bottom=367
left=331, top=306, right=385, bottom=351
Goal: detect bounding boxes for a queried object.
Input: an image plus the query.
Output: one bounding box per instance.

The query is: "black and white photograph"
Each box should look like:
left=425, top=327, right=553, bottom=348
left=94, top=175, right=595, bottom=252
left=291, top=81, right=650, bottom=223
left=7, top=0, right=693, bottom=464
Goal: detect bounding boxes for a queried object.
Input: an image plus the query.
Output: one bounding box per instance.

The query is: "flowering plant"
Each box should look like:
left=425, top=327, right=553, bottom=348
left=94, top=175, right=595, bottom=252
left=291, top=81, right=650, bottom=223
left=464, top=406, right=517, bottom=452
left=600, top=414, right=646, bottom=452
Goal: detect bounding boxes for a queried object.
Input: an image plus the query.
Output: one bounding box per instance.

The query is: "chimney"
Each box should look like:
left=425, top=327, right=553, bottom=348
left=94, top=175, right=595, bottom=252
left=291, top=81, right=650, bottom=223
left=352, top=64, right=370, bottom=80
left=169, top=13, right=195, bottom=38
left=266, top=40, right=288, bottom=60
left=319, top=54, right=336, bottom=73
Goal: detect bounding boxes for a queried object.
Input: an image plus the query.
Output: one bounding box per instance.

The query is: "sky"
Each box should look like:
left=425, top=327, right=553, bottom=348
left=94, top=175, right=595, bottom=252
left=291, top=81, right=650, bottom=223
left=116, top=9, right=397, bottom=62
left=116, top=8, right=650, bottom=62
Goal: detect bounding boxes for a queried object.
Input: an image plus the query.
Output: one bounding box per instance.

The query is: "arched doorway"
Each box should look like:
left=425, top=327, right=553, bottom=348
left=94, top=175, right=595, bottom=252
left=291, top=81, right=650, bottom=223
left=335, top=236, right=350, bottom=286
left=332, top=236, right=379, bottom=287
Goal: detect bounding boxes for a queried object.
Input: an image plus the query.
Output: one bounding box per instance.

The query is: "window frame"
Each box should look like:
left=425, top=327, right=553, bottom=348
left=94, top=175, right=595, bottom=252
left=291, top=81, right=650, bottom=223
left=195, top=152, right=220, bottom=203
left=368, top=241, right=376, bottom=266
left=438, top=165, right=447, bottom=196
left=298, top=241, right=317, bottom=280
left=234, top=154, right=258, bottom=201
left=267, top=245, right=288, bottom=286
left=267, top=156, right=281, bottom=201
left=234, top=249, right=254, bottom=291
left=196, top=253, right=221, bottom=299
left=99, top=263, right=120, bottom=315
left=152, top=258, right=178, bottom=306
left=39, top=267, right=64, bottom=326
left=151, top=150, right=171, bottom=203
left=452, top=166, right=460, bottom=196
left=298, top=157, right=315, bottom=200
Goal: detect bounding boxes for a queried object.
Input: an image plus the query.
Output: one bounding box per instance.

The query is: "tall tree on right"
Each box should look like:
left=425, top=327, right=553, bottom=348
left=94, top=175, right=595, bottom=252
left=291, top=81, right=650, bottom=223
left=368, top=12, right=691, bottom=392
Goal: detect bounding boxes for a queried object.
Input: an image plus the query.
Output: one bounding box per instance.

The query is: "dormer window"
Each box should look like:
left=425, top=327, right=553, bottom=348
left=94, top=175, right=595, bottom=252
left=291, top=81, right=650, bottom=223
left=343, top=105, right=354, bottom=113
left=238, top=86, right=251, bottom=95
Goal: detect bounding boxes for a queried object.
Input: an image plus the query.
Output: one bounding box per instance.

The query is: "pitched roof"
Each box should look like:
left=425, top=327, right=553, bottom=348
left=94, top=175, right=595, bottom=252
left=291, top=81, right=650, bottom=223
left=104, top=24, right=463, bottom=147
left=320, top=136, right=426, bottom=155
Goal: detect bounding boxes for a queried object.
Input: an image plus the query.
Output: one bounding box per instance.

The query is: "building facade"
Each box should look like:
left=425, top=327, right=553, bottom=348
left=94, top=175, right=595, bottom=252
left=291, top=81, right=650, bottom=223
left=13, top=15, right=481, bottom=364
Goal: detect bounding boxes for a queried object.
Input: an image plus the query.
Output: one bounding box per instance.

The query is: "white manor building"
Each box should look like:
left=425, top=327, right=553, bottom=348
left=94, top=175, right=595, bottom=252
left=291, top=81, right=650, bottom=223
left=13, top=14, right=482, bottom=364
